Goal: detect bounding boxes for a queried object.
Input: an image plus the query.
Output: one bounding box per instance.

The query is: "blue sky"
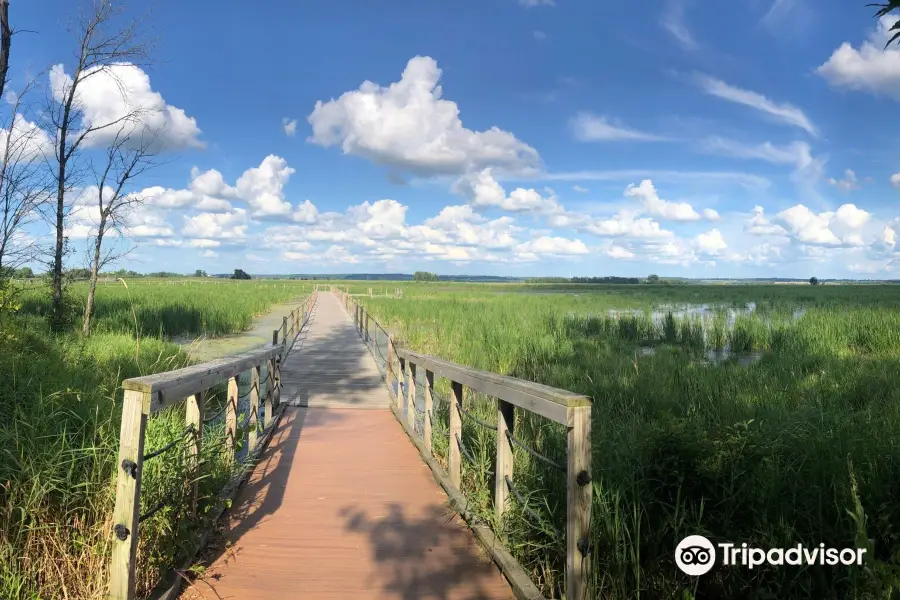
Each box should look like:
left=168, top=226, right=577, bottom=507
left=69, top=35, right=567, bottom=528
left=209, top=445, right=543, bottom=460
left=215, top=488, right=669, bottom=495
left=10, top=0, right=900, bottom=277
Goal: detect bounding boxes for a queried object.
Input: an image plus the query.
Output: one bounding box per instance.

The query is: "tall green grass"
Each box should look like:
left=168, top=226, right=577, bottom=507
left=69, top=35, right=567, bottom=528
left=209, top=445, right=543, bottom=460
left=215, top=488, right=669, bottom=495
left=362, top=283, right=900, bottom=599
left=18, top=279, right=316, bottom=338
left=0, top=279, right=312, bottom=598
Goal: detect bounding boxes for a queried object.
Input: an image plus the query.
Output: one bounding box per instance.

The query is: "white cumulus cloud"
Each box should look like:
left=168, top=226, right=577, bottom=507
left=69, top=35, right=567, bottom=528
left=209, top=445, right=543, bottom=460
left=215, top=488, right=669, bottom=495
left=308, top=56, right=541, bottom=177
left=516, top=236, right=589, bottom=256
left=452, top=168, right=561, bottom=213
left=50, top=62, right=203, bottom=150
left=235, top=155, right=296, bottom=218
left=827, top=169, right=861, bottom=192
left=624, top=179, right=719, bottom=222
left=817, top=16, right=900, bottom=100
left=695, top=229, right=727, bottom=254
left=282, top=117, right=298, bottom=137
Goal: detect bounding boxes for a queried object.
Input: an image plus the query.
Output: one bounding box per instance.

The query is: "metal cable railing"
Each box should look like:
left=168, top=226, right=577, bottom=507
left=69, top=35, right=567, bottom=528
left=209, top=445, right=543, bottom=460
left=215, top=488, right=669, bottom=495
left=203, top=398, right=231, bottom=424
left=139, top=489, right=181, bottom=523
left=457, top=433, right=495, bottom=477
left=506, top=430, right=566, bottom=473
left=236, top=373, right=270, bottom=402
left=398, top=359, right=566, bottom=478
left=142, top=425, right=194, bottom=461
left=505, top=476, right=564, bottom=540
left=460, top=405, right=498, bottom=432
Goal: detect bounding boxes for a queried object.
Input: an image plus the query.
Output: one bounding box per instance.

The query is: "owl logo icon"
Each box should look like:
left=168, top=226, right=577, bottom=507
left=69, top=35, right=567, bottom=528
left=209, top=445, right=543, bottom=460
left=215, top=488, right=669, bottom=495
left=676, top=535, right=716, bottom=576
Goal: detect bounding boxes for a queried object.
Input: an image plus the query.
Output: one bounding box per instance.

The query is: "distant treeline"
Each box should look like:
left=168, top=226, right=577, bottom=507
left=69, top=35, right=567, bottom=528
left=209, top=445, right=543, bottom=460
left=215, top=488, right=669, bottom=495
left=527, top=275, right=688, bottom=285
left=528, top=276, right=642, bottom=284
left=572, top=276, right=641, bottom=284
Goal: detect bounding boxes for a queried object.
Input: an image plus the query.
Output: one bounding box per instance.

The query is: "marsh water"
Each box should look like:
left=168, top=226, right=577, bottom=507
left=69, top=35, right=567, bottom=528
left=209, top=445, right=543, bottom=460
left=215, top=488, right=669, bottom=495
left=604, top=301, right=805, bottom=325
left=172, top=301, right=301, bottom=362
left=590, top=301, right=807, bottom=367
left=171, top=303, right=306, bottom=462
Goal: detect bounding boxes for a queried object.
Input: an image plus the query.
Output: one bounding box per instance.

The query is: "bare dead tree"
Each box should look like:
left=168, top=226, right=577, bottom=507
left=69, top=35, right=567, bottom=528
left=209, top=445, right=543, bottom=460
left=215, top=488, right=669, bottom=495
left=0, top=79, right=52, bottom=279
left=81, top=120, right=160, bottom=335
left=44, top=0, right=151, bottom=331
left=0, top=0, right=11, bottom=102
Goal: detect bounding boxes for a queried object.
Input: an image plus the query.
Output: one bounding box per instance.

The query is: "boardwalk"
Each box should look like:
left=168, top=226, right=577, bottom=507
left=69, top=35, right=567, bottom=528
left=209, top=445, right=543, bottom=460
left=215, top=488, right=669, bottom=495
left=180, top=292, right=513, bottom=600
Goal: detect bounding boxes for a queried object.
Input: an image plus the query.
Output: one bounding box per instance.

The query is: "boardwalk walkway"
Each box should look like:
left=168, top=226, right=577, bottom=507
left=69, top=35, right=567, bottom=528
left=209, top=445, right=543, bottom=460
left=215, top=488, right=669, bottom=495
left=180, top=292, right=513, bottom=600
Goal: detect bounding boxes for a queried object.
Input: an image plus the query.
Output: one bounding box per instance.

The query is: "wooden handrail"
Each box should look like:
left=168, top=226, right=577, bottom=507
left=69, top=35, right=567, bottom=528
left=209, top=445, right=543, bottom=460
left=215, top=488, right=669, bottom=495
left=108, top=291, right=318, bottom=600
left=394, top=349, right=590, bottom=425
left=122, top=345, right=283, bottom=412
left=334, top=290, right=593, bottom=600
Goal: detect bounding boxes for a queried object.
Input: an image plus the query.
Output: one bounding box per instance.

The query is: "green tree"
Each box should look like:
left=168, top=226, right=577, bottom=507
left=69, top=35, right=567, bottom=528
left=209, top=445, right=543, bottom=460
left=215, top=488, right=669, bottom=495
left=412, top=271, right=439, bottom=282
left=810, top=277, right=819, bottom=286
left=231, top=268, right=251, bottom=280
left=15, top=267, right=33, bottom=279
left=194, top=269, right=207, bottom=277
left=647, top=274, right=660, bottom=283
left=66, top=268, right=92, bottom=280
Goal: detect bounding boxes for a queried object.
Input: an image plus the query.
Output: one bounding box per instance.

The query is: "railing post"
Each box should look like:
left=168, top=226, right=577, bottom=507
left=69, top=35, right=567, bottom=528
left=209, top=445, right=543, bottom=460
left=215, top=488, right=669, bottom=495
left=249, top=366, right=260, bottom=451
left=226, top=376, right=238, bottom=462
left=266, top=357, right=276, bottom=412
left=108, top=389, right=150, bottom=600
left=566, top=405, right=592, bottom=600
left=260, top=365, right=272, bottom=428
left=406, top=361, right=416, bottom=432
left=386, top=334, right=394, bottom=398
left=364, top=310, right=370, bottom=343
left=274, top=356, right=282, bottom=407
left=272, top=329, right=279, bottom=346
left=186, top=390, right=205, bottom=516
left=282, top=317, right=288, bottom=353
left=397, top=357, right=406, bottom=410
left=449, top=381, right=463, bottom=488
left=495, top=400, right=515, bottom=524
left=424, top=369, right=434, bottom=454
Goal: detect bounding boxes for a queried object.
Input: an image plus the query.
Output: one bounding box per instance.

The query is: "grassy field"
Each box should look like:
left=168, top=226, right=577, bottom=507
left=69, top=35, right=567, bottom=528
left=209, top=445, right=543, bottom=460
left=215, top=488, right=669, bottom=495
left=19, top=278, right=317, bottom=337
left=7, top=278, right=900, bottom=599
left=357, top=282, right=900, bottom=599
left=0, top=278, right=317, bottom=599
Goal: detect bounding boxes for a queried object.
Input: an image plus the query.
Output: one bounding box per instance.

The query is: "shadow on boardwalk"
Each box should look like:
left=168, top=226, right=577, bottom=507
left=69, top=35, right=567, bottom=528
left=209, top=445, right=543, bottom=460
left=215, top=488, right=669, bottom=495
left=181, top=407, right=345, bottom=598
left=340, top=503, right=507, bottom=600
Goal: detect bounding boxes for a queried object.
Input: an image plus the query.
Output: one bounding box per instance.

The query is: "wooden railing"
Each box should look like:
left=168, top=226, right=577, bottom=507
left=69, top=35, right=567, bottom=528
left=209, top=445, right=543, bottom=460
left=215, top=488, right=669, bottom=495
left=332, top=287, right=593, bottom=600
left=107, top=290, right=318, bottom=600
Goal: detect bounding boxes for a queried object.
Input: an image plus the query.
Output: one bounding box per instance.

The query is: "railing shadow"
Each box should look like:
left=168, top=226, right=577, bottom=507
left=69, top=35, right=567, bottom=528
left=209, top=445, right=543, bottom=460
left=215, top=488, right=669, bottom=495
left=339, top=503, right=508, bottom=600
left=180, top=409, right=350, bottom=598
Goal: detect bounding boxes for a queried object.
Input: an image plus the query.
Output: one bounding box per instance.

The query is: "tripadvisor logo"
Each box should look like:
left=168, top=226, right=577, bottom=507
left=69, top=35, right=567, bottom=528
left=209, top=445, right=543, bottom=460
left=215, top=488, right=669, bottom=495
left=675, top=535, right=868, bottom=576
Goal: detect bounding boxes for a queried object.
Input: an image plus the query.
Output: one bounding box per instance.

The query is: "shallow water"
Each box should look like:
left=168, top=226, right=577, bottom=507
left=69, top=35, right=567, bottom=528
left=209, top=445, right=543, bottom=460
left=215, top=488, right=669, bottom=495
left=173, top=301, right=303, bottom=363
left=636, top=345, right=766, bottom=367
left=176, top=302, right=307, bottom=461
left=606, top=302, right=804, bottom=326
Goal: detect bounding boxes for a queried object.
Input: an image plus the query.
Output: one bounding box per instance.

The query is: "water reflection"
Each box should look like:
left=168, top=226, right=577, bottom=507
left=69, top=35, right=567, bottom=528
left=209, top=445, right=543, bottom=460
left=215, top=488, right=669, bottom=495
left=637, top=345, right=766, bottom=368
left=606, top=302, right=805, bottom=327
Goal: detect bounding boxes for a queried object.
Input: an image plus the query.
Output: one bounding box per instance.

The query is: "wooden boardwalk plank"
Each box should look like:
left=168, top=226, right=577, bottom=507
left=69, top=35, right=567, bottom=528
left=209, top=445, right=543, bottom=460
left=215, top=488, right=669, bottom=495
left=281, top=292, right=389, bottom=409
left=180, top=293, right=513, bottom=600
